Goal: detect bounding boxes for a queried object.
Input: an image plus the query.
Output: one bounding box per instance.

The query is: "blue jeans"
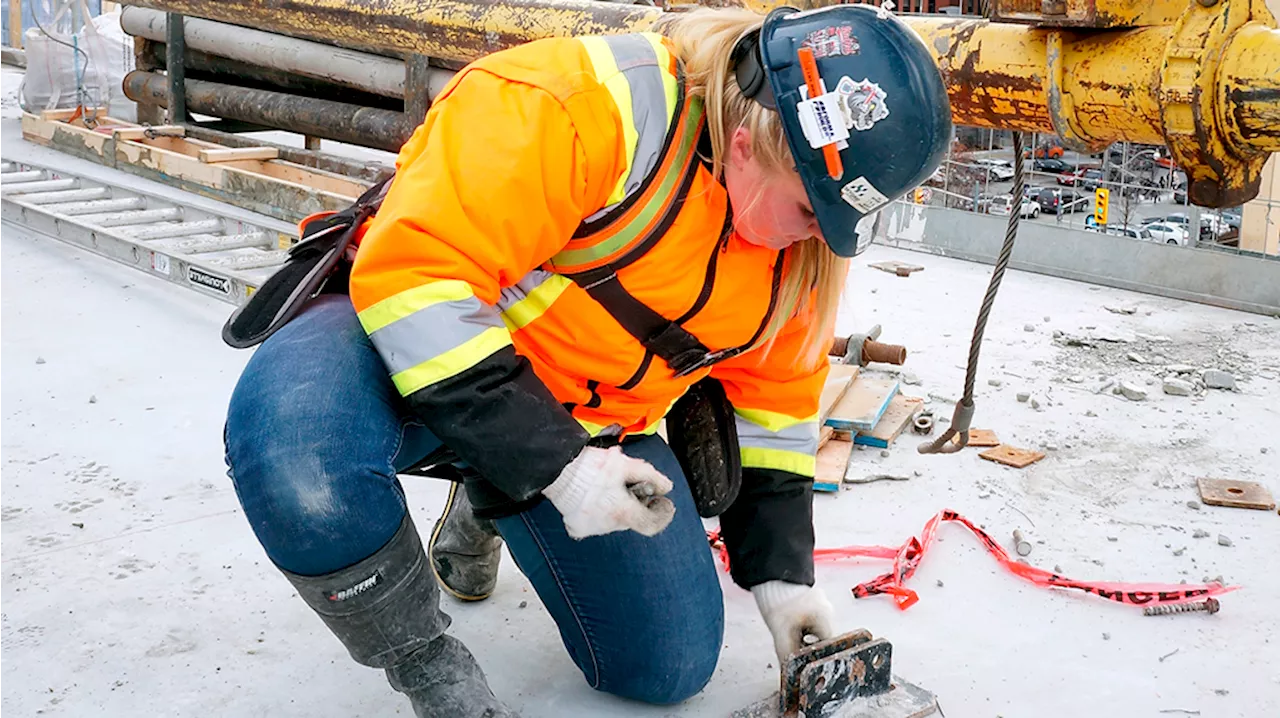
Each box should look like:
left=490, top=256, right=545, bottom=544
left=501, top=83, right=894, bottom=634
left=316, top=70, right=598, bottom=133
left=224, top=295, right=724, bottom=704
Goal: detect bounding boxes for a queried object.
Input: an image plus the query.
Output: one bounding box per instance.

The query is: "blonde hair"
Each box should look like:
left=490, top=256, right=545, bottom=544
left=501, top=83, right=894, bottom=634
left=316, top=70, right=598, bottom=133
left=658, top=8, right=849, bottom=364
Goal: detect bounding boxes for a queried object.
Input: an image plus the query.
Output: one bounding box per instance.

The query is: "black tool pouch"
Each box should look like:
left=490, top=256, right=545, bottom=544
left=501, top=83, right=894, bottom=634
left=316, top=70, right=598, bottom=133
left=221, top=178, right=391, bottom=349
left=666, top=378, right=742, bottom=518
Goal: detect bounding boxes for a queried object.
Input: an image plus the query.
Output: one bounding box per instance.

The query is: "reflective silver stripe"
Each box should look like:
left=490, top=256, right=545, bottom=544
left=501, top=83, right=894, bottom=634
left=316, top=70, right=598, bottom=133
left=368, top=296, right=505, bottom=375
left=586, top=34, right=673, bottom=221
left=496, top=269, right=555, bottom=312
left=734, top=416, right=820, bottom=455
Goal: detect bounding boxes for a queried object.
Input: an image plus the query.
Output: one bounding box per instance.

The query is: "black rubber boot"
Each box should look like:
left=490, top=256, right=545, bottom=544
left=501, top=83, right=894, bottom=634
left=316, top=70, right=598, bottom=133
left=430, top=482, right=504, bottom=601
left=283, top=514, right=516, bottom=718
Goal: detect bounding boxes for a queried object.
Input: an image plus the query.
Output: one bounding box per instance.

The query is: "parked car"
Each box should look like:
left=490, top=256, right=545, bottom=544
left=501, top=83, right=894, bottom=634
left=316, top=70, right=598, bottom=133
left=988, top=194, right=1041, bottom=218
left=1143, top=222, right=1189, bottom=245
left=1059, top=167, right=1104, bottom=188
left=1037, top=188, right=1089, bottom=214
left=1085, top=224, right=1154, bottom=241
left=1032, top=158, right=1073, bottom=174
left=1022, top=141, right=1065, bottom=159
left=974, top=159, right=1015, bottom=181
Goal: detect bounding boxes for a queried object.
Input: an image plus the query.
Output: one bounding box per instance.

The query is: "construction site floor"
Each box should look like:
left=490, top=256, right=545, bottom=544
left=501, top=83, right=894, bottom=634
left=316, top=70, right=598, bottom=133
left=5, top=70, right=1280, bottom=717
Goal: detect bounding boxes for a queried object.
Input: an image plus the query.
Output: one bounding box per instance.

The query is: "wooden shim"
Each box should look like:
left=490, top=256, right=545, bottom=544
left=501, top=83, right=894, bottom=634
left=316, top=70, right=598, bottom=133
left=1197, top=478, right=1276, bottom=511
left=854, top=395, right=925, bottom=448
left=963, top=429, right=1001, bottom=448
left=818, top=425, right=836, bottom=450
left=979, top=444, right=1045, bottom=469
left=199, top=147, right=281, bottom=163
left=814, top=439, right=853, bottom=493
left=826, top=377, right=899, bottom=433
left=111, top=125, right=186, bottom=141
left=820, top=364, right=860, bottom=424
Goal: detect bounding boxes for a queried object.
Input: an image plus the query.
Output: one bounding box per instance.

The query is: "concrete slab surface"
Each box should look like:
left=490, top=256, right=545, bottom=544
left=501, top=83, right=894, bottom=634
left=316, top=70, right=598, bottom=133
left=4, top=66, right=1280, bottom=718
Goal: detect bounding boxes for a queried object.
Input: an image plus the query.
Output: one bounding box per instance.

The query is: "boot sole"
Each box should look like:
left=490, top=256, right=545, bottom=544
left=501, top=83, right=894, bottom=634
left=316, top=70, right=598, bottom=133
left=429, top=482, right=494, bottom=602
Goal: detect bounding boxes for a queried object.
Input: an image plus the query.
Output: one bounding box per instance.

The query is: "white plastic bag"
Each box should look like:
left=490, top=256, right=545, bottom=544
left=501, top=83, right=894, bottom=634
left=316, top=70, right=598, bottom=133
left=19, top=1, right=134, bottom=120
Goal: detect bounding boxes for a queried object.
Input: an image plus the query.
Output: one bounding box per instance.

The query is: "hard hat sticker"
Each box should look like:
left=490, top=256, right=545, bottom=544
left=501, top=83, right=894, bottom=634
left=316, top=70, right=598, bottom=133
left=836, top=77, right=890, bottom=132
left=802, top=25, right=860, bottom=59
left=841, top=176, right=890, bottom=214
left=796, top=91, right=851, bottom=149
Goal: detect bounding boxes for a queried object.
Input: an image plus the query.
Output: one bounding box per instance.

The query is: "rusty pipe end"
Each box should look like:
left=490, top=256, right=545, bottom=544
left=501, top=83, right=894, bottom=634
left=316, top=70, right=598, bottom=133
left=862, top=340, right=907, bottom=366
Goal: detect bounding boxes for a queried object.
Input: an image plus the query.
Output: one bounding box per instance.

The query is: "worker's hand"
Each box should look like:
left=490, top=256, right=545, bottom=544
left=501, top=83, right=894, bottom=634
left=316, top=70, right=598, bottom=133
left=751, top=581, right=836, bottom=662
left=542, top=446, right=676, bottom=539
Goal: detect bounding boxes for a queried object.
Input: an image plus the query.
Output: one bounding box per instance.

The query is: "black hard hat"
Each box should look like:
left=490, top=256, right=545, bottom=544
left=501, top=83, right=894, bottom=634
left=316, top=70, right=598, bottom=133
left=733, top=5, right=953, bottom=256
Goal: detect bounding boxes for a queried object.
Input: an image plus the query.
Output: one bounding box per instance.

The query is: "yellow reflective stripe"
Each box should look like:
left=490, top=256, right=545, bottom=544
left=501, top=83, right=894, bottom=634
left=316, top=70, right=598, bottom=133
left=640, top=33, right=678, bottom=129
left=579, top=36, right=637, bottom=206
left=358, top=280, right=474, bottom=334
left=734, top=407, right=818, bottom=433
left=500, top=274, right=572, bottom=332
left=740, top=447, right=817, bottom=478
left=390, top=326, right=512, bottom=396
left=575, top=416, right=661, bottom=437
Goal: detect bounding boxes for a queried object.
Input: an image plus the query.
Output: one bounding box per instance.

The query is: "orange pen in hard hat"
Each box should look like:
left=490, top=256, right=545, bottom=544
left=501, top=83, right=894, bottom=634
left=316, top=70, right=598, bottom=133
left=796, top=46, right=843, bottom=181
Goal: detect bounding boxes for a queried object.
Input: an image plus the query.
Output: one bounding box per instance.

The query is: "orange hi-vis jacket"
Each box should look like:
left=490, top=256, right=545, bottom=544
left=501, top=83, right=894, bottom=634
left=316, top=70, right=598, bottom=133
left=350, top=33, right=830, bottom=587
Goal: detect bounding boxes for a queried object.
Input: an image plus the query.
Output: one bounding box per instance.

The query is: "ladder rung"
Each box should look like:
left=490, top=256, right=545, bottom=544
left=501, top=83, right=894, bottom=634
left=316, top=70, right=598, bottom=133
left=82, top=208, right=184, bottom=228
left=154, top=232, right=275, bottom=254
left=19, top=188, right=112, bottom=204
left=1, top=178, right=80, bottom=195
left=123, top=219, right=224, bottom=240
left=41, top=197, right=147, bottom=216
left=207, top=250, right=290, bottom=270
left=2, top=170, right=47, bottom=183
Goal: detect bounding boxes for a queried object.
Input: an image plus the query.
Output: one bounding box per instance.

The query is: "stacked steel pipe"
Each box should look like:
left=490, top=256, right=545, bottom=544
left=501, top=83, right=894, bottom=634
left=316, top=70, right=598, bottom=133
left=119, top=5, right=458, bottom=151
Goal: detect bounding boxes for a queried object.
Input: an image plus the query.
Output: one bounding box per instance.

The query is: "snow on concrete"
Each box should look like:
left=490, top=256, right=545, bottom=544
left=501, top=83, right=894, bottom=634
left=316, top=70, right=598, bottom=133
left=4, top=71, right=1280, bottom=717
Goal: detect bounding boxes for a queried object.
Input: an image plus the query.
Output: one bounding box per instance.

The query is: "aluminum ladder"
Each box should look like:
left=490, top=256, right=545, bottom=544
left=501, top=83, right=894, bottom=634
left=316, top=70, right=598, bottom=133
left=1, top=160, right=293, bottom=304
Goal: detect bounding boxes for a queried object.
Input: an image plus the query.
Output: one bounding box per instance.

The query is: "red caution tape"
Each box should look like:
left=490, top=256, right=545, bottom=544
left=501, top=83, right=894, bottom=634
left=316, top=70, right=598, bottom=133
left=708, top=509, right=1239, bottom=611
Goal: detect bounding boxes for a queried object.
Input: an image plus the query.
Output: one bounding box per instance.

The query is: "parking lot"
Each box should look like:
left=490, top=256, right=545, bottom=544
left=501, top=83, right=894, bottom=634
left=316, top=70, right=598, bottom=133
left=922, top=143, right=1241, bottom=247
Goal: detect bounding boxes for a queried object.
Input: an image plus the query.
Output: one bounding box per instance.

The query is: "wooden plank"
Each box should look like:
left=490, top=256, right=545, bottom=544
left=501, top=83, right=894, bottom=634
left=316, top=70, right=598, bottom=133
left=199, top=147, right=281, bottom=163
left=111, top=126, right=186, bottom=141
left=854, top=395, right=925, bottom=448
left=814, top=439, right=853, bottom=492
left=1197, top=478, right=1276, bottom=510
left=963, top=429, right=1001, bottom=448
left=40, top=107, right=108, bottom=122
left=826, top=377, right=900, bottom=433
left=979, top=444, right=1045, bottom=469
left=9, top=0, right=22, bottom=49
left=820, top=364, right=860, bottom=424
left=22, top=112, right=363, bottom=223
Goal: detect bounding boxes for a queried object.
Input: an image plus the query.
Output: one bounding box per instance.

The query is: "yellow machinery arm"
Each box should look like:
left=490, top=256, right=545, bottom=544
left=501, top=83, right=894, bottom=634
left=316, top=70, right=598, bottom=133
left=120, top=0, right=1280, bottom=207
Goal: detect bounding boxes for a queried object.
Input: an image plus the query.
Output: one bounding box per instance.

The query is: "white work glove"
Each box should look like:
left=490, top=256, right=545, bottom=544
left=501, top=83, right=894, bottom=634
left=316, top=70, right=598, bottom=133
left=541, top=446, right=676, bottom=540
left=752, top=581, right=836, bottom=662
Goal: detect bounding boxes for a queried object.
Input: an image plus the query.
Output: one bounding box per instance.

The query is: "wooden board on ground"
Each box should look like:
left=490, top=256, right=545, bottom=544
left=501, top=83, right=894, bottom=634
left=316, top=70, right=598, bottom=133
left=869, top=260, right=925, bottom=277
left=979, top=444, right=1045, bottom=469
left=814, top=439, right=853, bottom=492
left=826, top=377, right=900, bottom=433
left=819, top=364, right=859, bottom=423
left=1197, top=478, right=1276, bottom=510
left=20, top=112, right=368, bottom=224
left=963, top=429, right=1001, bottom=448
left=854, top=395, right=925, bottom=448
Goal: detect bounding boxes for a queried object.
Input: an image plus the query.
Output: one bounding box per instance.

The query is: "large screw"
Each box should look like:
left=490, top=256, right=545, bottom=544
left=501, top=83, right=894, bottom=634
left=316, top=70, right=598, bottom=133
left=1143, top=597, right=1220, bottom=616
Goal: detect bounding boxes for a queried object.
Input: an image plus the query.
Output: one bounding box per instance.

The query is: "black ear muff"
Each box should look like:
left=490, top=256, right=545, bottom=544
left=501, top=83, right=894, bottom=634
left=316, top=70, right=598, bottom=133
left=731, top=30, right=776, bottom=110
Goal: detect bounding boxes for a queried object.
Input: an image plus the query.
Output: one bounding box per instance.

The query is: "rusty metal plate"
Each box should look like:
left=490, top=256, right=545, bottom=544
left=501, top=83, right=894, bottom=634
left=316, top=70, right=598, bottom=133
left=1197, top=478, right=1276, bottom=511
left=797, top=639, right=893, bottom=715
